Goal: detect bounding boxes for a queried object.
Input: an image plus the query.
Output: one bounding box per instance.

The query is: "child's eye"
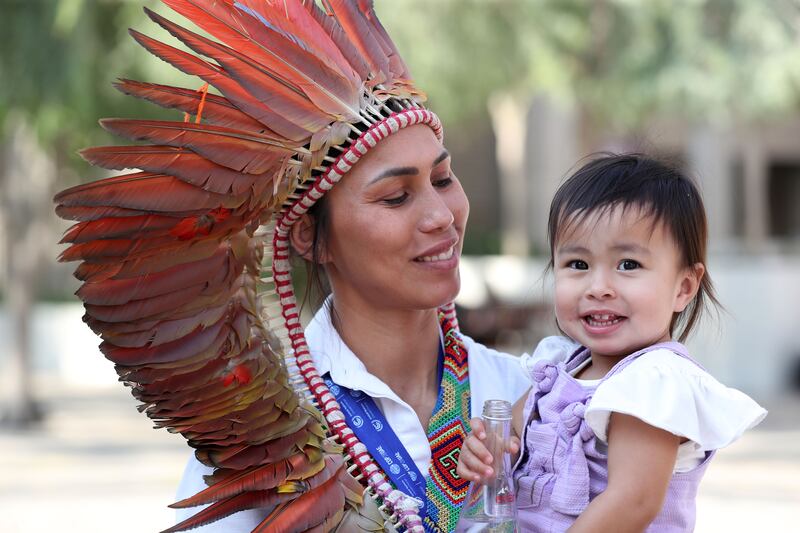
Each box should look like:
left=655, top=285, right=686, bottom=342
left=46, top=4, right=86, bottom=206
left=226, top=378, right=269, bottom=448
left=618, top=259, right=640, bottom=271
left=567, top=260, right=588, bottom=270
left=382, top=192, right=409, bottom=206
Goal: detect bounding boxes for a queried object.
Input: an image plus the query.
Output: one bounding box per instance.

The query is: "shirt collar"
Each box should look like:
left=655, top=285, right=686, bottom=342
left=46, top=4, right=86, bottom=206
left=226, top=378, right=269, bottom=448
left=305, top=298, right=448, bottom=403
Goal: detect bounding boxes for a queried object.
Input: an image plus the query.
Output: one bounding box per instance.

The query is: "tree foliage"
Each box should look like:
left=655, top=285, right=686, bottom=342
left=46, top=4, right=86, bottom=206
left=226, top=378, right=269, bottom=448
left=1, top=0, right=799, bottom=170
left=379, top=0, right=800, bottom=128
left=0, top=0, right=193, bottom=171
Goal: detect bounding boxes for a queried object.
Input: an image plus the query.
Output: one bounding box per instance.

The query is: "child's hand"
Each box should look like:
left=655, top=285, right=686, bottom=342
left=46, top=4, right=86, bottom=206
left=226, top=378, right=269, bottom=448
left=457, top=417, right=521, bottom=482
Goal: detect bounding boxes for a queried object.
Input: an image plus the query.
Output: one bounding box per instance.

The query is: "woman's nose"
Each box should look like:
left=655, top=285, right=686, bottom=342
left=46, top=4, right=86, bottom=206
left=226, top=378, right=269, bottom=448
left=419, top=189, right=455, bottom=232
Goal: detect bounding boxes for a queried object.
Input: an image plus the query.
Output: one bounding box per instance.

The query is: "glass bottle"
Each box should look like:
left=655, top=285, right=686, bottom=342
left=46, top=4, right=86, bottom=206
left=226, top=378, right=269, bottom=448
left=455, top=399, right=517, bottom=532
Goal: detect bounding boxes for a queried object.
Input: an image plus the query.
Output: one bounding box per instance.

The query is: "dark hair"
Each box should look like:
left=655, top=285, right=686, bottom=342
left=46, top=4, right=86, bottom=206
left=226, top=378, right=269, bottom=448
left=547, top=153, right=720, bottom=341
left=298, top=194, right=332, bottom=312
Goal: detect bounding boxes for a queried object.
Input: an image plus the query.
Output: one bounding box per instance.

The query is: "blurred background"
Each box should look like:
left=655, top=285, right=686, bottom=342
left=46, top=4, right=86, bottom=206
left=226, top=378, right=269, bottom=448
left=1, top=0, right=798, bottom=531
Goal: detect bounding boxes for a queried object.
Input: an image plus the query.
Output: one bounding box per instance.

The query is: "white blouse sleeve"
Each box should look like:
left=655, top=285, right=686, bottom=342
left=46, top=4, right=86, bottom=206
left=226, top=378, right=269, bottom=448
left=174, top=454, right=269, bottom=532
left=585, top=349, right=767, bottom=450
left=520, top=336, right=580, bottom=377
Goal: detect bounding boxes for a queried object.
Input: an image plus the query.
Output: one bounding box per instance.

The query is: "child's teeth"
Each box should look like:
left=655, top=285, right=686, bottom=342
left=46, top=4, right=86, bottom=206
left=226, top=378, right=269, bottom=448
left=587, top=314, right=621, bottom=326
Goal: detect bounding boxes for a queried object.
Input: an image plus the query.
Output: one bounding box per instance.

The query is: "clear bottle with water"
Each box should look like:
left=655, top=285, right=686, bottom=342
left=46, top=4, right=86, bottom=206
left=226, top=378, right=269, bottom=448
left=455, top=399, right=517, bottom=532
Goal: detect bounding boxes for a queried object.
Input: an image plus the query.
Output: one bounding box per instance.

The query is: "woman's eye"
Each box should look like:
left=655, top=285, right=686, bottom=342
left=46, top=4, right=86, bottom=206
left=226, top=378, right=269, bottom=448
left=619, top=259, right=640, bottom=271
left=433, top=175, right=453, bottom=188
left=382, top=192, right=408, bottom=206
left=567, top=260, right=588, bottom=270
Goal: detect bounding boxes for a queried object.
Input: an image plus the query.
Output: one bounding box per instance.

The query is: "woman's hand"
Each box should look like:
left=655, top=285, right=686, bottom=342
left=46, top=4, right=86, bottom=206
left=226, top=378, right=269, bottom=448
left=457, top=417, right=521, bottom=482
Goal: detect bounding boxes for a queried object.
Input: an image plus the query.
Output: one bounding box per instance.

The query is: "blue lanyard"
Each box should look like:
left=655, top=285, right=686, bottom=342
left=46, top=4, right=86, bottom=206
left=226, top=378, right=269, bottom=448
left=323, top=344, right=445, bottom=520
left=324, top=375, right=428, bottom=508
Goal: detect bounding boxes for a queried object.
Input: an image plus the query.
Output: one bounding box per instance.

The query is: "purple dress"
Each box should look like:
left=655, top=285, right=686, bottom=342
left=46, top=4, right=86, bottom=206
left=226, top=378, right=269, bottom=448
left=514, top=342, right=712, bottom=532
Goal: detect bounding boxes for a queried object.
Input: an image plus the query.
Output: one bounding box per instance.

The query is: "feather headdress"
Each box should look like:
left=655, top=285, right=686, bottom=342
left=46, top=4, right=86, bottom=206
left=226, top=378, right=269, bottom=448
left=55, top=1, right=451, bottom=532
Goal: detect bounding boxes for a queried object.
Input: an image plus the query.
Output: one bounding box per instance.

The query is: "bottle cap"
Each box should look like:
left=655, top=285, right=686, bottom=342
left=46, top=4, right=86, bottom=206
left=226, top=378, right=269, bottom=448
left=482, top=399, right=512, bottom=420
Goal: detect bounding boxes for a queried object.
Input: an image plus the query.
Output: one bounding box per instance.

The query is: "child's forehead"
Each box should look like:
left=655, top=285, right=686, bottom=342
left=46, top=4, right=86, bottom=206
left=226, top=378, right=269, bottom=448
left=555, top=203, right=669, bottom=246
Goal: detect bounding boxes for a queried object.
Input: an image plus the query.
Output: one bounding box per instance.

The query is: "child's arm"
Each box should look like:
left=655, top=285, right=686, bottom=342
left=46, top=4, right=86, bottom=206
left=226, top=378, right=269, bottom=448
left=456, top=388, right=529, bottom=482
left=567, top=413, right=680, bottom=533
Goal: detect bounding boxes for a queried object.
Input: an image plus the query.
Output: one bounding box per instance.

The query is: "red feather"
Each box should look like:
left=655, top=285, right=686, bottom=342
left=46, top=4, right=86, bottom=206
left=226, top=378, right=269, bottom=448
left=130, top=29, right=310, bottom=141
left=358, top=0, right=411, bottom=80
left=160, top=1, right=361, bottom=119
left=100, top=303, right=229, bottom=348
left=237, top=0, right=361, bottom=83
left=300, top=0, right=370, bottom=80
left=322, top=0, right=391, bottom=85
left=76, top=246, right=234, bottom=305
left=100, top=316, right=227, bottom=365
left=61, top=214, right=179, bottom=244
left=80, top=145, right=267, bottom=195
left=55, top=172, right=242, bottom=213
left=114, top=79, right=268, bottom=132
left=161, top=490, right=293, bottom=533
left=253, top=457, right=346, bottom=533
left=99, top=119, right=294, bottom=175
left=144, top=8, right=339, bottom=132
left=171, top=450, right=319, bottom=508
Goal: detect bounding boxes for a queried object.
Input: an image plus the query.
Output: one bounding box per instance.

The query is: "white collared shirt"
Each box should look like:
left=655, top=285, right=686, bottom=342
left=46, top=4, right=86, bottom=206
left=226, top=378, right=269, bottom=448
left=306, top=303, right=531, bottom=474
left=174, top=305, right=530, bottom=531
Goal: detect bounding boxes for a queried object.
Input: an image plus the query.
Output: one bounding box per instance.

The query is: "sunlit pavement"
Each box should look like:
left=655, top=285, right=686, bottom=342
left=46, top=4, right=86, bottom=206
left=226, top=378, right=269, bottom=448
left=0, top=382, right=187, bottom=533
left=0, top=379, right=797, bottom=533
left=695, top=397, right=800, bottom=532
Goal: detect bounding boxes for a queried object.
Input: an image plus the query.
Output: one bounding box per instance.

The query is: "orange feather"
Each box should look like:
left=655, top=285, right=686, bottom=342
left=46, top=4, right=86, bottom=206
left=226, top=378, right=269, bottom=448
left=144, top=8, right=339, bottom=132
left=114, top=79, right=268, bottom=132
left=253, top=457, right=346, bottom=533
left=161, top=490, right=293, bottom=533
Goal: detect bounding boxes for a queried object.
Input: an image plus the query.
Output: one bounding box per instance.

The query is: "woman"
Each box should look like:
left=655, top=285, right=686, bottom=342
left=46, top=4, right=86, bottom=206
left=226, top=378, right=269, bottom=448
left=55, top=1, right=528, bottom=532
left=175, top=123, right=530, bottom=531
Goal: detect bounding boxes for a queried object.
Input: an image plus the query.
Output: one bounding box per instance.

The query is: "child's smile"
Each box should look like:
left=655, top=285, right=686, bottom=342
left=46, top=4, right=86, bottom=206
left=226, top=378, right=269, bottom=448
left=582, top=311, right=626, bottom=333
left=553, top=205, right=702, bottom=373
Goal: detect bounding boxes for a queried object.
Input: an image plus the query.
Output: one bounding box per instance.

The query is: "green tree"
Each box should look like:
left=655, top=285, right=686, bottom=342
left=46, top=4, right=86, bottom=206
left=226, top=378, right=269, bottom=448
left=378, top=0, right=800, bottom=253
left=0, top=0, right=185, bottom=425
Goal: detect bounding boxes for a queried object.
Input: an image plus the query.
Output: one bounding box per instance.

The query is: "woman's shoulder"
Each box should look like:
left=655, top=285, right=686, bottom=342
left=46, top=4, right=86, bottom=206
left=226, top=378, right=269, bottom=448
left=586, top=347, right=767, bottom=449
left=461, top=332, right=523, bottom=377
left=460, top=332, right=517, bottom=363
left=460, top=332, right=531, bottom=405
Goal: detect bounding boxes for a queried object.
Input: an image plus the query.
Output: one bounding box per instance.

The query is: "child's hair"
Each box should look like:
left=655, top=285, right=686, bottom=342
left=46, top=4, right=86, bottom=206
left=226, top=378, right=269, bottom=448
left=547, top=153, right=720, bottom=342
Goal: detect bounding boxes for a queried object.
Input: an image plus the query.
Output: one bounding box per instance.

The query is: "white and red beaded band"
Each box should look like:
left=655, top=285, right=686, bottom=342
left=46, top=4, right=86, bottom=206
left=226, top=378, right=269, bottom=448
left=271, top=108, right=456, bottom=532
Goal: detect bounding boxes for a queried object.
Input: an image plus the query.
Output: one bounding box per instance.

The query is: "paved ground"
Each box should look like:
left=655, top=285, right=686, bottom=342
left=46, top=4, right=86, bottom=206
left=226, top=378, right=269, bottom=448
left=0, top=382, right=797, bottom=532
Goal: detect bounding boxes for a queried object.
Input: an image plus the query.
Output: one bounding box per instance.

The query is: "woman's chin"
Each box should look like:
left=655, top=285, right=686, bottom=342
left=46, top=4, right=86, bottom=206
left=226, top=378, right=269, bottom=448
left=423, top=280, right=461, bottom=310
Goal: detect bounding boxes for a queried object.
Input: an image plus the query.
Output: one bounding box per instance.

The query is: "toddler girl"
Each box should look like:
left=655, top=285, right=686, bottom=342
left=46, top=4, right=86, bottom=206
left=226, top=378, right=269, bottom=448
left=457, top=154, right=766, bottom=532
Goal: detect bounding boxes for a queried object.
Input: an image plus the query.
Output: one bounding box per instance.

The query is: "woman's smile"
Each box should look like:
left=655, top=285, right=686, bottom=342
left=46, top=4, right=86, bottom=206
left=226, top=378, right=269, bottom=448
left=413, top=238, right=459, bottom=268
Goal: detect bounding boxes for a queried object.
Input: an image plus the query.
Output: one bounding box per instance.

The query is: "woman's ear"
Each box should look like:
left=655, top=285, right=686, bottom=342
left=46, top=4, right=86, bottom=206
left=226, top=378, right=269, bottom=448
left=674, top=262, right=705, bottom=313
left=289, top=214, right=318, bottom=262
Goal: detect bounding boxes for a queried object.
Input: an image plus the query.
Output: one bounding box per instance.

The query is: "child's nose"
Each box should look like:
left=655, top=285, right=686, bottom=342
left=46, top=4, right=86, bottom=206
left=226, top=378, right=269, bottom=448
left=587, top=271, right=616, bottom=299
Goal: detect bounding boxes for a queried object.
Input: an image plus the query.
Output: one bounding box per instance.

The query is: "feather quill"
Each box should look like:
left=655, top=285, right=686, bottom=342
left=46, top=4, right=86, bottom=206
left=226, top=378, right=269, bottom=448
left=114, top=79, right=268, bottom=132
